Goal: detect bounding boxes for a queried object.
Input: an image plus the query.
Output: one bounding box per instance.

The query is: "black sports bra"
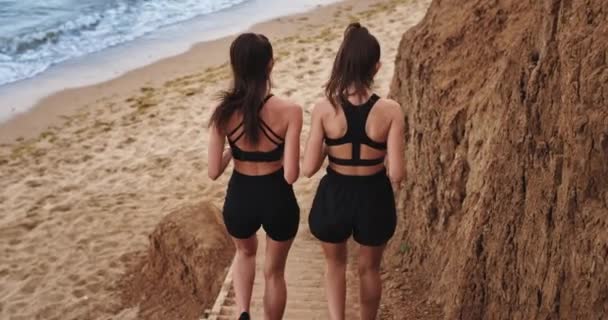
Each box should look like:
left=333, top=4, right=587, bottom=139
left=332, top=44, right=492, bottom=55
left=324, top=94, right=387, bottom=166
left=227, top=95, right=284, bottom=162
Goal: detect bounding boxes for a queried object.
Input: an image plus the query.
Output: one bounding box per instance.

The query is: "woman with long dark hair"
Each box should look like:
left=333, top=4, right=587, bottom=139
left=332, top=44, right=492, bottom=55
left=208, top=33, right=303, bottom=320
left=302, top=23, right=405, bottom=320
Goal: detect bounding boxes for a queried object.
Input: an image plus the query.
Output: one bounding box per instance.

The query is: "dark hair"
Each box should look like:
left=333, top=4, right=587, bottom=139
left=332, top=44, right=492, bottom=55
left=209, top=33, right=273, bottom=144
left=325, top=22, right=380, bottom=109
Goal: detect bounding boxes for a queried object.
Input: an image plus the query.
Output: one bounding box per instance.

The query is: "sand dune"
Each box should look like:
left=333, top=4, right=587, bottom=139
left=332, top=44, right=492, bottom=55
left=0, top=0, right=431, bottom=319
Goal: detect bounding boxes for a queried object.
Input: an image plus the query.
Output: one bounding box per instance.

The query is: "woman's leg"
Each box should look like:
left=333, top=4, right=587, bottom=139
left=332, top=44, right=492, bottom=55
left=263, top=235, right=294, bottom=320
left=358, top=244, right=385, bottom=320
left=322, top=241, right=348, bottom=320
left=232, top=234, right=258, bottom=315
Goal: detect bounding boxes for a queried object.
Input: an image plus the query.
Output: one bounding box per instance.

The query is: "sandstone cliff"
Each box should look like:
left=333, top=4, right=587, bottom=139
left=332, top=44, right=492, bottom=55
left=120, top=203, right=234, bottom=319
left=388, top=0, right=607, bottom=318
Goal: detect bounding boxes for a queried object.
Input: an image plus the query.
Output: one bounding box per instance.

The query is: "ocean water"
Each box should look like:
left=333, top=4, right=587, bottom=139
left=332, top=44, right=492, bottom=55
left=0, top=0, right=337, bottom=123
left=0, top=0, right=249, bottom=86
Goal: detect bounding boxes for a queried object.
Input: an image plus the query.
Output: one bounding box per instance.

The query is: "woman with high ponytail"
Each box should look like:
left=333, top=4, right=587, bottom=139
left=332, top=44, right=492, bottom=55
left=303, top=23, right=405, bottom=320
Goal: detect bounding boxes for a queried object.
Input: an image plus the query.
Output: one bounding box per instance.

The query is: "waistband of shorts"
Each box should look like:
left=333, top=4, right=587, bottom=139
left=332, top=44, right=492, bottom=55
left=325, top=166, right=388, bottom=183
left=231, top=167, right=285, bottom=182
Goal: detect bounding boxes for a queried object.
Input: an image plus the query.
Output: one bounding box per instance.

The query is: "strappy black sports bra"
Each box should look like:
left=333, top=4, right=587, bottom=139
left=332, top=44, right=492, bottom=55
left=325, top=93, right=387, bottom=166
left=227, top=95, right=284, bottom=162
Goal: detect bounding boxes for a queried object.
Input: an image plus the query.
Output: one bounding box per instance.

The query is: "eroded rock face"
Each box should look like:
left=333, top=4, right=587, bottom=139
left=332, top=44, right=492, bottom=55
left=121, top=203, right=234, bottom=320
left=388, top=0, right=607, bottom=318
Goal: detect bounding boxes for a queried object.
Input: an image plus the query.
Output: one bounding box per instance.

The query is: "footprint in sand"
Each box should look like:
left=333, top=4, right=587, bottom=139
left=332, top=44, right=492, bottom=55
left=34, top=262, right=49, bottom=276
left=60, top=184, right=79, bottom=193
left=19, top=276, right=41, bottom=294
left=86, top=282, right=101, bottom=294
left=19, top=220, right=41, bottom=232
left=72, top=288, right=86, bottom=299
left=22, top=244, right=37, bottom=255
left=9, top=301, right=29, bottom=314
left=50, top=203, right=72, bottom=213
left=48, top=292, right=66, bottom=303
left=36, top=303, right=62, bottom=320
left=24, top=179, right=45, bottom=188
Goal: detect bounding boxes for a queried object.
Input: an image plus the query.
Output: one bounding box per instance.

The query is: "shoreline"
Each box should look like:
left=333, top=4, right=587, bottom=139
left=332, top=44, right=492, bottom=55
left=0, top=0, right=348, bottom=144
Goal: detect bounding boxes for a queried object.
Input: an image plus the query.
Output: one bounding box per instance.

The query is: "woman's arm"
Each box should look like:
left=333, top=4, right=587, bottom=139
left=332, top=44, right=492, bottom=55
left=208, top=125, right=232, bottom=180
left=386, top=100, right=405, bottom=190
left=302, top=102, right=327, bottom=178
left=283, top=104, right=303, bottom=184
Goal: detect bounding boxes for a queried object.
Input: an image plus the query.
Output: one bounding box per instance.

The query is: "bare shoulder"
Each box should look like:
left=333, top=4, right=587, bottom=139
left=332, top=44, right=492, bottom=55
left=377, top=97, right=401, bottom=111
left=311, top=97, right=334, bottom=118
left=269, top=95, right=302, bottom=117
left=377, top=97, right=403, bottom=118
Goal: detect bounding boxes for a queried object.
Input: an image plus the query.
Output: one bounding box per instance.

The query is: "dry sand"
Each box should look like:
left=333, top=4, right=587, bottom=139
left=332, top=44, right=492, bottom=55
left=0, top=0, right=431, bottom=319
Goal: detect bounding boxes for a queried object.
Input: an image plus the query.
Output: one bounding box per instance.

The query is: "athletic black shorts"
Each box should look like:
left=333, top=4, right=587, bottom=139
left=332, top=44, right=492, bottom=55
left=309, top=167, right=396, bottom=246
left=223, top=168, right=300, bottom=242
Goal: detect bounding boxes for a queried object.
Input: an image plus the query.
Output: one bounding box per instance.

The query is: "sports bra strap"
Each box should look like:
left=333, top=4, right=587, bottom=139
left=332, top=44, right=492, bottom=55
left=325, top=93, right=387, bottom=167
left=260, top=120, right=283, bottom=145
left=230, top=130, right=246, bottom=144
left=228, top=122, right=243, bottom=137
left=226, top=94, right=284, bottom=162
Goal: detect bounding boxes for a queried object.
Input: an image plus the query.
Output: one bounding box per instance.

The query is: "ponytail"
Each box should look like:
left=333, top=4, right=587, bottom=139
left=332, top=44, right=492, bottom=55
left=325, top=22, right=380, bottom=109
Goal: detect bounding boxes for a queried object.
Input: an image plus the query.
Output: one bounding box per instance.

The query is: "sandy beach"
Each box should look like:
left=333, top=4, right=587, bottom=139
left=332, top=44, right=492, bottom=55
left=0, top=0, right=431, bottom=319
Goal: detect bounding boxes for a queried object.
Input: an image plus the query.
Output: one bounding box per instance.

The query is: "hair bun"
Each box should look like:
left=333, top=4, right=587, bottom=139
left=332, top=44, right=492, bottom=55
left=344, top=22, right=365, bottom=37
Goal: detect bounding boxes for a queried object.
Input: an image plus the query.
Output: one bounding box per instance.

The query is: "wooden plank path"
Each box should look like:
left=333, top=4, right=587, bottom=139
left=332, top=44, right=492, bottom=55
left=203, top=221, right=361, bottom=320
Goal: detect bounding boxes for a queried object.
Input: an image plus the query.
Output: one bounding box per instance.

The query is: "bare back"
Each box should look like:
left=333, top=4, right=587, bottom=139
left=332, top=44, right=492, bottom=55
left=322, top=93, right=396, bottom=176
left=225, top=95, right=301, bottom=177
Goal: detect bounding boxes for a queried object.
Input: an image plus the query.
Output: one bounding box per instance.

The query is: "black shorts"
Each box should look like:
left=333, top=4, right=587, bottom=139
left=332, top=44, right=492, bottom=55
left=223, top=168, right=300, bottom=242
left=309, top=167, right=396, bottom=246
